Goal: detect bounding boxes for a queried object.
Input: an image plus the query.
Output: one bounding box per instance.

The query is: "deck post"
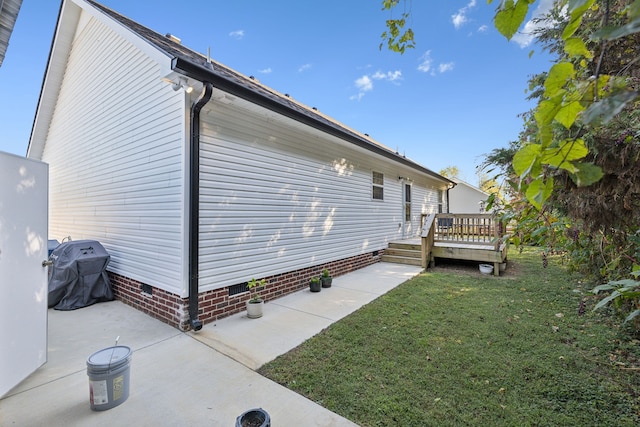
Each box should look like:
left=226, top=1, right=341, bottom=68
left=420, top=214, right=436, bottom=269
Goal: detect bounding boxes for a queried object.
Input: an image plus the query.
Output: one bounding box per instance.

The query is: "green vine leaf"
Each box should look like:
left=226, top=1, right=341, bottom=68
left=542, top=138, right=588, bottom=171
left=563, top=0, right=596, bottom=39
left=562, top=16, right=582, bottom=40
left=535, top=97, right=563, bottom=129
left=581, top=75, right=611, bottom=103
left=555, top=100, right=584, bottom=129
left=581, top=90, right=639, bottom=125
left=380, top=15, right=415, bottom=53
left=544, top=62, right=575, bottom=97
left=494, top=0, right=533, bottom=40
left=381, top=0, right=399, bottom=9
left=564, top=37, right=593, bottom=58
left=592, top=17, right=640, bottom=40
left=513, top=144, right=541, bottom=178
left=526, top=177, right=554, bottom=210
left=570, top=162, right=604, bottom=186
left=568, top=0, right=596, bottom=13
left=537, top=124, right=553, bottom=147
left=380, top=2, right=415, bottom=54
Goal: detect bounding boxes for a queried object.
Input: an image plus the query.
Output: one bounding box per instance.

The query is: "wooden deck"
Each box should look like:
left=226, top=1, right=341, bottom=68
left=419, top=213, right=508, bottom=276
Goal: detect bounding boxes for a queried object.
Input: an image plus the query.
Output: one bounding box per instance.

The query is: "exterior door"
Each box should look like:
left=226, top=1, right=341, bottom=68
left=402, top=181, right=412, bottom=238
left=0, top=152, right=48, bottom=397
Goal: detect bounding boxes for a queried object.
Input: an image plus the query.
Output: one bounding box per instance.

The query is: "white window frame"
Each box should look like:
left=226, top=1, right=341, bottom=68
left=372, top=171, right=384, bottom=201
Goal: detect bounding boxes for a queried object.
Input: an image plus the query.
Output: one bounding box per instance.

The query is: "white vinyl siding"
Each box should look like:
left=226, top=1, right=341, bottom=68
left=197, top=99, right=440, bottom=290
left=41, top=14, right=186, bottom=294
left=417, top=186, right=441, bottom=215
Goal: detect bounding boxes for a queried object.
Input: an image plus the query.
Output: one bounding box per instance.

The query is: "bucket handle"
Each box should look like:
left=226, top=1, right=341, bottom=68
left=108, top=336, right=120, bottom=369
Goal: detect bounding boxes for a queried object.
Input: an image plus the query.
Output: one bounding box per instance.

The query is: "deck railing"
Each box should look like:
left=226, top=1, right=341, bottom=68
left=420, top=213, right=508, bottom=273
left=421, top=213, right=503, bottom=247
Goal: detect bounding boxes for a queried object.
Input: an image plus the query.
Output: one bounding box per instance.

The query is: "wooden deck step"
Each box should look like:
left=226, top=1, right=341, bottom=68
left=380, top=254, right=422, bottom=266
left=382, top=241, right=422, bottom=266
left=384, top=247, right=421, bottom=258
left=388, top=242, right=421, bottom=251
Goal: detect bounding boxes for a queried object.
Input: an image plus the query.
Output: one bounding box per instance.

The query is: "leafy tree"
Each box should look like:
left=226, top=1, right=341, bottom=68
left=496, top=0, right=638, bottom=209
left=382, top=1, right=640, bottom=328
left=438, top=165, right=460, bottom=179
left=380, top=0, right=415, bottom=53
left=477, top=172, right=500, bottom=195
left=482, top=1, right=640, bottom=275
left=382, top=0, right=639, bottom=208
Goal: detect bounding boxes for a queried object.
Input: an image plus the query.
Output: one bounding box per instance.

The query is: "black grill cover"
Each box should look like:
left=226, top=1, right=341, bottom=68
left=48, top=240, right=114, bottom=310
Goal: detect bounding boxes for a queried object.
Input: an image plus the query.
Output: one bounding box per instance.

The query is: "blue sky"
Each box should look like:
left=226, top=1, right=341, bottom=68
left=0, top=0, right=555, bottom=185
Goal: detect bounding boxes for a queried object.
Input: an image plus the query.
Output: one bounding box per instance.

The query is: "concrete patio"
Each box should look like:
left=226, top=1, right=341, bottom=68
left=0, top=262, right=422, bottom=426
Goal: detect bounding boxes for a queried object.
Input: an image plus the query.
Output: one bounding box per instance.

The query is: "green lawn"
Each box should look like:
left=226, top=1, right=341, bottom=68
left=259, top=248, right=640, bottom=426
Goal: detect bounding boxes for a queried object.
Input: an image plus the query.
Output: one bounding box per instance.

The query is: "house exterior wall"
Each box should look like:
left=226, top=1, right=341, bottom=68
left=449, top=182, right=488, bottom=213
left=31, top=4, right=451, bottom=330
left=37, top=12, right=188, bottom=296
left=196, top=97, right=444, bottom=292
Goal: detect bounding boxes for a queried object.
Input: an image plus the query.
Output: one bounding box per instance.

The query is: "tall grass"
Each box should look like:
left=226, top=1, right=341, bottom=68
left=259, top=248, right=639, bottom=426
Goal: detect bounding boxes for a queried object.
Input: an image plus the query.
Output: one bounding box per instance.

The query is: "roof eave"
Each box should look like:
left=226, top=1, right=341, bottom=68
left=173, top=58, right=454, bottom=186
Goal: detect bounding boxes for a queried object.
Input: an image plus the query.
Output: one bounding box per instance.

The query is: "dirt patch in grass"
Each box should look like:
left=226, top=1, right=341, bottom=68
left=429, top=257, right=523, bottom=278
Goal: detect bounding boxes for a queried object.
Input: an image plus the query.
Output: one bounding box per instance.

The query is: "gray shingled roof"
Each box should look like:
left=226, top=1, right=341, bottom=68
left=85, top=0, right=452, bottom=184
left=0, top=0, right=23, bottom=67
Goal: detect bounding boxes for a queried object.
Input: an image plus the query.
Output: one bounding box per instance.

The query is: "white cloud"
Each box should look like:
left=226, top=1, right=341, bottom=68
left=351, top=70, right=402, bottom=101
left=258, top=67, right=272, bottom=74
left=439, top=62, right=455, bottom=73
left=355, top=75, right=373, bottom=92
left=511, top=0, right=559, bottom=48
left=350, top=75, right=371, bottom=101
left=372, top=70, right=402, bottom=82
left=417, top=50, right=433, bottom=73
left=452, top=0, right=477, bottom=29
left=478, top=24, right=489, bottom=33
left=417, top=51, right=454, bottom=76
left=451, top=13, right=467, bottom=29
left=298, top=63, right=312, bottom=72
left=228, top=30, right=244, bottom=39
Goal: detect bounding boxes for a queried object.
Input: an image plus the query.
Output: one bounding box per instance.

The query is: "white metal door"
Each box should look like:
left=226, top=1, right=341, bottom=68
left=0, top=152, right=48, bottom=397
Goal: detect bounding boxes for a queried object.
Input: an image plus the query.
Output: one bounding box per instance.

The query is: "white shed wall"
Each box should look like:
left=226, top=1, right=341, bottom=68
left=449, top=182, right=488, bottom=213
left=197, top=98, right=443, bottom=290
left=40, top=14, right=187, bottom=295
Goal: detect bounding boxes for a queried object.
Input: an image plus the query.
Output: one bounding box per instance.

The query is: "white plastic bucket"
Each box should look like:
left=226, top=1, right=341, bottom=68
left=86, top=345, right=132, bottom=411
left=479, top=264, right=493, bottom=274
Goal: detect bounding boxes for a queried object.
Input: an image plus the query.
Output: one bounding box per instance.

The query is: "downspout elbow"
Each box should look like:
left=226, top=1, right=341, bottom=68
left=188, top=81, right=213, bottom=331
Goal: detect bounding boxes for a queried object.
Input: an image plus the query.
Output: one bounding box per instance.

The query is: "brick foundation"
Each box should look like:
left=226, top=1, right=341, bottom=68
left=108, top=250, right=384, bottom=331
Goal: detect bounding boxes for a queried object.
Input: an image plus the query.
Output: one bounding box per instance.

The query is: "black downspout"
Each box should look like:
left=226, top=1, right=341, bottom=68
left=188, top=81, right=213, bottom=331
left=446, top=188, right=451, bottom=213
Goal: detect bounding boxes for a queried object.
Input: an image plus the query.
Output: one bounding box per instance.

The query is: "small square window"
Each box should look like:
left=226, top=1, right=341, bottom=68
left=373, top=186, right=384, bottom=200
left=373, top=171, right=384, bottom=186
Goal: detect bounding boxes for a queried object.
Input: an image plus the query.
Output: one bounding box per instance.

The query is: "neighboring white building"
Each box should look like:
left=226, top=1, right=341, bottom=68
left=28, top=0, right=454, bottom=330
left=448, top=178, right=490, bottom=213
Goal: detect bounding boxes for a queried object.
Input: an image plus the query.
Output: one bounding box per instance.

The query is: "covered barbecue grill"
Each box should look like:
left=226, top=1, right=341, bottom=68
left=48, top=240, right=114, bottom=310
